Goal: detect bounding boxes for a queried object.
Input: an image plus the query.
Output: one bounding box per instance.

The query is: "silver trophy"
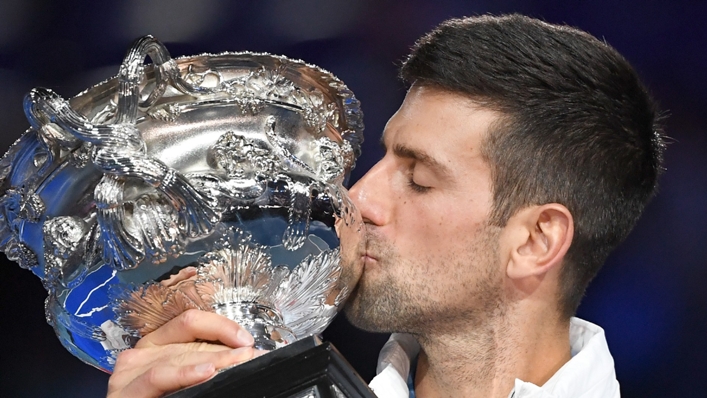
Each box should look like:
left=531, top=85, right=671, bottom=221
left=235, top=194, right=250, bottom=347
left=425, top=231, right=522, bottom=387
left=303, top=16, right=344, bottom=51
left=0, top=36, right=372, bottom=396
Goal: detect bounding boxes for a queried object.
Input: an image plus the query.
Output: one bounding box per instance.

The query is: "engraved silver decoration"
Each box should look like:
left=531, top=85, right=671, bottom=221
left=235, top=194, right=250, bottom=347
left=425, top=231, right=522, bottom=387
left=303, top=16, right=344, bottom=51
left=0, top=35, right=365, bottom=371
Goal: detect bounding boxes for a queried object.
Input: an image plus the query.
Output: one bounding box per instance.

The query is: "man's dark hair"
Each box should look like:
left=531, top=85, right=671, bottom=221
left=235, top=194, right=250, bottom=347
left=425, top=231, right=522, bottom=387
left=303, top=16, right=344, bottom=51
left=400, top=14, right=665, bottom=318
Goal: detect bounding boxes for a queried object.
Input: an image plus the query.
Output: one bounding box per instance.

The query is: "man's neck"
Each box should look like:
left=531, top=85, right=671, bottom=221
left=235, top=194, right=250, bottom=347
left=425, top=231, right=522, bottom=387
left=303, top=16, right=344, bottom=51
left=412, top=312, right=571, bottom=398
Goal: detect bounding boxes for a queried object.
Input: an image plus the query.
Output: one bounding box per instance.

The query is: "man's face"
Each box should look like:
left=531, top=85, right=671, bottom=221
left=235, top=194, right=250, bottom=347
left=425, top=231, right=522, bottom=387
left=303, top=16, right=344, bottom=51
left=345, top=86, right=507, bottom=334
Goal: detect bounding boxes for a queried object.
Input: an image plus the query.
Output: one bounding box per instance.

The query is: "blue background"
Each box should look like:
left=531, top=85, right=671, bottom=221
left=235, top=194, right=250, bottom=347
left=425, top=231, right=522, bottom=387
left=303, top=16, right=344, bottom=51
left=0, top=1, right=705, bottom=396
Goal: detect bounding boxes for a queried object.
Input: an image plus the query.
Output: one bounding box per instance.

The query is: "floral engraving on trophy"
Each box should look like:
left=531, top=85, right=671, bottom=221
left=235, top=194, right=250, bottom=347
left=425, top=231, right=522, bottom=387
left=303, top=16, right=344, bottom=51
left=146, top=103, right=182, bottom=123
left=19, top=191, right=45, bottom=222
left=43, top=216, right=97, bottom=288
left=114, top=227, right=344, bottom=350
left=93, top=174, right=193, bottom=269
left=0, top=189, right=41, bottom=270
left=3, top=239, right=38, bottom=270
left=69, top=142, right=93, bottom=169
left=88, top=134, right=220, bottom=267
left=129, top=194, right=183, bottom=262
left=315, top=137, right=346, bottom=183
left=45, top=217, right=91, bottom=257
left=218, top=66, right=334, bottom=135
left=212, top=131, right=278, bottom=180
left=183, top=63, right=223, bottom=89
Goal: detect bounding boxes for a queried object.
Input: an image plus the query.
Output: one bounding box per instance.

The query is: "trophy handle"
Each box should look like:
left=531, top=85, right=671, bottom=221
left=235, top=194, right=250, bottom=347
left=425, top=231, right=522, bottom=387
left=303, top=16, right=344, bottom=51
left=117, top=34, right=223, bottom=122
left=117, top=35, right=170, bottom=123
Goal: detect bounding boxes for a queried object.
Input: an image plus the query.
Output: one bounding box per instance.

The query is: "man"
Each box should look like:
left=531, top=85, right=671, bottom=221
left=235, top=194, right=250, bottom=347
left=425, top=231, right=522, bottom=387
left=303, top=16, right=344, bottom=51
left=107, top=14, right=663, bottom=398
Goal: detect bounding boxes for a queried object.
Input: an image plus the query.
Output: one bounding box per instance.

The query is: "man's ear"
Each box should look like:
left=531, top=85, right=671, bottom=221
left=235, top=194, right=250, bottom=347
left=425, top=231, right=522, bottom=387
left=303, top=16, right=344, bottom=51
left=504, top=204, right=574, bottom=280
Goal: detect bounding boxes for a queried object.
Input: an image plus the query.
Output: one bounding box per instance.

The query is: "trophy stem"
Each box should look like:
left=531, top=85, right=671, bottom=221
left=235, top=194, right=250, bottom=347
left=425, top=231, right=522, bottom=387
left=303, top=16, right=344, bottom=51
left=213, top=302, right=294, bottom=351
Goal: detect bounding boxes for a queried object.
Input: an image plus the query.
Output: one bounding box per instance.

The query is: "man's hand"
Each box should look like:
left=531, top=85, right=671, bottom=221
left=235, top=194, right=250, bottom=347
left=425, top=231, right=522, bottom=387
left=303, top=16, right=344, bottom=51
left=107, top=309, right=256, bottom=398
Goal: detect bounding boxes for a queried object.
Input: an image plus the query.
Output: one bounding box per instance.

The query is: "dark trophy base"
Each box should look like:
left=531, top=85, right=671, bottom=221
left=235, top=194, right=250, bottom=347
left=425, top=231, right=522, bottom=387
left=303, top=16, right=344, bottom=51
left=168, top=336, right=377, bottom=398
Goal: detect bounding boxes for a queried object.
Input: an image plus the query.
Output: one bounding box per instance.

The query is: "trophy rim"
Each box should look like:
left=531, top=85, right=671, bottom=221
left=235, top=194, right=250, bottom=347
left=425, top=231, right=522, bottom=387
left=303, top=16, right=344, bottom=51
left=67, top=48, right=365, bottom=165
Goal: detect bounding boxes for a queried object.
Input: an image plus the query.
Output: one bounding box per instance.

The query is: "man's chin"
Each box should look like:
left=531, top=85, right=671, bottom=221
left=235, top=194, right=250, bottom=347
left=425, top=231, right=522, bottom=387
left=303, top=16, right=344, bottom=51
left=342, top=288, right=370, bottom=330
left=341, top=283, right=399, bottom=333
left=343, top=303, right=392, bottom=333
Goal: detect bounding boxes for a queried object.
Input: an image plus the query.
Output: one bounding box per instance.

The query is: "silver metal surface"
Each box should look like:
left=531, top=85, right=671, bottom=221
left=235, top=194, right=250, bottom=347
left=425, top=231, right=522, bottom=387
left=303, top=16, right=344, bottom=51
left=0, top=35, right=365, bottom=371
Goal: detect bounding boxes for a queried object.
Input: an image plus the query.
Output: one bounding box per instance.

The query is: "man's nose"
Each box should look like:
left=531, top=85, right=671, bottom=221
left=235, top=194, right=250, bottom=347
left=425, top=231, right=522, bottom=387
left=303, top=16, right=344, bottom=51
left=349, top=160, right=390, bottom=226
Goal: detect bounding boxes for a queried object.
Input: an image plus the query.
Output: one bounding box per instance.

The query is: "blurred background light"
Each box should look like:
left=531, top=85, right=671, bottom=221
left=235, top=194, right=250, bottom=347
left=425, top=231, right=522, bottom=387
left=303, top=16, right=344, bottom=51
left=0, top=0, right=29, bottom=50
left=262, top=0, right=364, bottom=43
left=118, top=0, right=227, bottom=43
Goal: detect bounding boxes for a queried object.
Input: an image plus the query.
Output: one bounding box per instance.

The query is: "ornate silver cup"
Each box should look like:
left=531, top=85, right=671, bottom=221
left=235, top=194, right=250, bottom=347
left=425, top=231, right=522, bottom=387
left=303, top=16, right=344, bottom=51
left=0, top=36, right=366, bottom=378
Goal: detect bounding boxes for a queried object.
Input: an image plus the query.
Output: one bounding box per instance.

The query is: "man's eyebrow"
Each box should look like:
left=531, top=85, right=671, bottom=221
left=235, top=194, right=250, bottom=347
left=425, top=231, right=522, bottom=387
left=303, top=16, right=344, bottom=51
left=392, top=143, right=451, bottom=178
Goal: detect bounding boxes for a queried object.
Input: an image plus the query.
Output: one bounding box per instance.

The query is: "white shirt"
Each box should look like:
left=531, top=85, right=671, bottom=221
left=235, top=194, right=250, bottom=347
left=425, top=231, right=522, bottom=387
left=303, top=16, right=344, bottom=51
left=368, top=317, right=620, bottom=398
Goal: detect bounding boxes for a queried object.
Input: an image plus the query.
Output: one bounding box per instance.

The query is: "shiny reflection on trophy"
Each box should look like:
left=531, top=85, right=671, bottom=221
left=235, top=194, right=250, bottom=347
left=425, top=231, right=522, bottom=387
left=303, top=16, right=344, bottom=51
left=0, top=35, right=372, bottom=397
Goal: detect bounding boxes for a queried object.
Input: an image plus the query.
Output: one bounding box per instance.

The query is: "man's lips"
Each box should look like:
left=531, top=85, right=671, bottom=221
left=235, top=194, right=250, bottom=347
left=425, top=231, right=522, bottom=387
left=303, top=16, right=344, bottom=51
left=362, top=252, right=378, bottom=262
left=362, top=234, right=381, bottom=264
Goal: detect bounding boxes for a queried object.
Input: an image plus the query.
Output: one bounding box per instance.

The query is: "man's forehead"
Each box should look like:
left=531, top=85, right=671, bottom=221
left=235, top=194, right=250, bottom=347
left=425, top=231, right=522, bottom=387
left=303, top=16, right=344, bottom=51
left=380, top=88, right=498, bottom=165
left=383, top=138, right=453, bottom=179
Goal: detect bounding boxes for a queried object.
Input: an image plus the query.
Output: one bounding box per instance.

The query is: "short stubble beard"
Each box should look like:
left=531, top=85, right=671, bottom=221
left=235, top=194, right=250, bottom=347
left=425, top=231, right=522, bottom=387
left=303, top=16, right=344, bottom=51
left=344, top=223, right=505, bottom=338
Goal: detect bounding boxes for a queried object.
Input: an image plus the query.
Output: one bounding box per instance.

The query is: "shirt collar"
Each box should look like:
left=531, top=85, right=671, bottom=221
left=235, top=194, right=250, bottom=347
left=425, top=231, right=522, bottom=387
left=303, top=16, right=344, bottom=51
left=369, top=317, right=619, bottom=398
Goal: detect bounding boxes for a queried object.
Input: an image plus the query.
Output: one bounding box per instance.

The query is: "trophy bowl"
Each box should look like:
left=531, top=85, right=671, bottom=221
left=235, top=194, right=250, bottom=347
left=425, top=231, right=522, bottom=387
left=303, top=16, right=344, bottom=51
left=0, top=35, right=365, bottom=373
